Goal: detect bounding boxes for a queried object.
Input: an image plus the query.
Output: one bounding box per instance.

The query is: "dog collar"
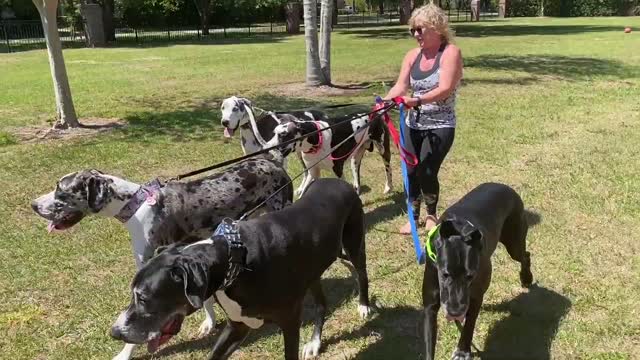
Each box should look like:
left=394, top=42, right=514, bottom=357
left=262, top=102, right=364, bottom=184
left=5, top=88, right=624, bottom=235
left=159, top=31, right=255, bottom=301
left=213, top=218, right=248, bottom=290
left=303, top=121, right=323, bottom=154
left=425, top=224, right=440, bottom=263
left=114, top=179, right=163, bottom=223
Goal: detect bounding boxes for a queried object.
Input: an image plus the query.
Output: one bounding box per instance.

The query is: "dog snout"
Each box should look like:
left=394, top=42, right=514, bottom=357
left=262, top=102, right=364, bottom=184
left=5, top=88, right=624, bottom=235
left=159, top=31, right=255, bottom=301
left=221, top=120, right=229, bottom=127
left=31, top=201, right=40, bottom=213
left=111, top=325, right=124, bottom=341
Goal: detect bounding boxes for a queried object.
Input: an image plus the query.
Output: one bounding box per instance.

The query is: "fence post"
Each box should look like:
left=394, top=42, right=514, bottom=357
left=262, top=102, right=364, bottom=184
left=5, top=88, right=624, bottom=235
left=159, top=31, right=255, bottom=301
left=167, top=26, right=170, bottom=40
left=1, top=22, right=11, bottom=53
left=135, top=28, right=139, bottom=43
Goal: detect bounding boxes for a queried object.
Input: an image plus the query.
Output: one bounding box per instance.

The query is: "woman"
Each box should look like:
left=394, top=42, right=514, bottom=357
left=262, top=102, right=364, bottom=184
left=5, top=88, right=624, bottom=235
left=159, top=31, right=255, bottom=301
left=383, top=3, right=463, bottom=234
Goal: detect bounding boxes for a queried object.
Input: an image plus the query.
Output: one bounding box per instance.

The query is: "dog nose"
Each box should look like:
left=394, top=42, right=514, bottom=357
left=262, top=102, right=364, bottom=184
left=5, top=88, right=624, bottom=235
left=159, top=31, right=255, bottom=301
left=221, top=120, right=229, bottom=127
left=111, top=326, right=123, bottom=341
left=31, top=201, right=39, bottom=213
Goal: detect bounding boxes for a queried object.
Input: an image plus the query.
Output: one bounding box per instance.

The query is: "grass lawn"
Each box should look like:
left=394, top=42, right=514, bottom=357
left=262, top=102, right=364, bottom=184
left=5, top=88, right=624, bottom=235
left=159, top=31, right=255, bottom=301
left=1, top=16, right=639, bottom=360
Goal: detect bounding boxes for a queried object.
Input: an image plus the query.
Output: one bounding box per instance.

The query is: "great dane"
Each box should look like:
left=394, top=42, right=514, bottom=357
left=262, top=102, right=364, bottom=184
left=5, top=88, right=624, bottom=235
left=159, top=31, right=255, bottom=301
left=31, top=153, right=293, bottom=360
left=267, top=112, right=393, bottom=197
left=422, top=182, right=533, bottom=360
left=111, top=178, right=371, bottom=360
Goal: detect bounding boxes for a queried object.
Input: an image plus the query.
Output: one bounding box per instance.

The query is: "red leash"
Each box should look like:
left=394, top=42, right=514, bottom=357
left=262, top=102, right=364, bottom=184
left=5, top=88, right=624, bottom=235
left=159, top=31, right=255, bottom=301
left=371, top=97, right=418, bottom=167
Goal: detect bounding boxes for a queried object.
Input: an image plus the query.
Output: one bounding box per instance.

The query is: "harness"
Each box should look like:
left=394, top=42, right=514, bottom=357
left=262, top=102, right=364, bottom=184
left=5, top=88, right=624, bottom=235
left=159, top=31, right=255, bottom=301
left=212, top=218, right=249, bottom=290
left=114, top=179, right=163, bottom=223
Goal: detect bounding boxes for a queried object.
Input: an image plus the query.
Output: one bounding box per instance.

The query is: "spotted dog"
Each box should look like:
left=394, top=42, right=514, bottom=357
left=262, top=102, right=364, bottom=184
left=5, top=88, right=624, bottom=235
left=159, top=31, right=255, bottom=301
left=267, top=112, right=392, bottom=197
left=219, top=96, right=326, bottom=155
left=31, top=154, right=293, bottom=360
left=111, top=178, right=371, bottom=360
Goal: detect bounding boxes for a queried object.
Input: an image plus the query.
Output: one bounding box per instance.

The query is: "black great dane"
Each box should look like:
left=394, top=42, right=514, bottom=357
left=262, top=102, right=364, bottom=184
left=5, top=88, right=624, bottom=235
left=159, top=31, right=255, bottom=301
left=111, top=178, right=371, bottom=360
left=422, top=182, right=534, bottom=360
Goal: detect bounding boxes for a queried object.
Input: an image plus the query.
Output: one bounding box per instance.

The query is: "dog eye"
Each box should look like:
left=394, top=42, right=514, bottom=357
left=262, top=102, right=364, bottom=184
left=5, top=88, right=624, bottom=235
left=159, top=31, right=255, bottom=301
left=441, top=272, right=450, bottom=279
left=232, top=107, right=238, bottom=112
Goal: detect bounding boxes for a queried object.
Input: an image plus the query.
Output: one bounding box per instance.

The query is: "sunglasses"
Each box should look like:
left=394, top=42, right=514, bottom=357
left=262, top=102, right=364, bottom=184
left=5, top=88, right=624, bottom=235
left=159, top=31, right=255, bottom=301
left=409, top=27, right=425, bottom=36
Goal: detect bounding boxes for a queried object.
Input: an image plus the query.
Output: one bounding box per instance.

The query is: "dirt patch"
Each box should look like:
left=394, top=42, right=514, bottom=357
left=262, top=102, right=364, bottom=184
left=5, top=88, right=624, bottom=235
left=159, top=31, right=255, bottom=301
left=271, top=82, right=374, bottom=98
left=9, top=118, right=126, bottom=144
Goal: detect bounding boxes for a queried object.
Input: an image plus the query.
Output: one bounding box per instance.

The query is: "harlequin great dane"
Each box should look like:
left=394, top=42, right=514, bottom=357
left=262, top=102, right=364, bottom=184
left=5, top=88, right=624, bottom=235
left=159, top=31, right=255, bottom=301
left=219, top=96, right=327, bottom=155
left=267, top=112, right=392, bottom=197
left=110, top=178, right=371, bottom=360
left=31, top=153, right=293, bottom=360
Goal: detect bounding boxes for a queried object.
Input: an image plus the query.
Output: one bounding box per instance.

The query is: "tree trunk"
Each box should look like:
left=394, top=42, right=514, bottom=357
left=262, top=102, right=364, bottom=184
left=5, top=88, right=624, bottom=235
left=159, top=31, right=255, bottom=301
left=102, top=0, right=114, bottom=41
left=319, top=0, right=333, bottom=84
left=193, top=0, right=211, bottom=35
left=303, top=0, right=326, bottom=86
left=399, top=0, right=412, bottom=25
left=378, top=1, right=384, bottom=14
left=332, top=0, right=338, bottom=25
left=33, top=0, right=80, bottom=129
left=285, top=2, right=302, bottom=34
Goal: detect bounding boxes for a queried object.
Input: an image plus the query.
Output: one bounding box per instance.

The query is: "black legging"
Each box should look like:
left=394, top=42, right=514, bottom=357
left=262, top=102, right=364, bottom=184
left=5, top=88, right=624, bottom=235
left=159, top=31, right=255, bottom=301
left=402, top=121, right=455, bottom=220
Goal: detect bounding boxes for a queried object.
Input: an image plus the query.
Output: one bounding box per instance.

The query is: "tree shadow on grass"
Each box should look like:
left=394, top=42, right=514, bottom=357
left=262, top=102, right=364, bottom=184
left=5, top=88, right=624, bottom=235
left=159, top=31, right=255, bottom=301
left=337, top=23, right=624, bottom=41
left=465, top=54, right=637, bottom=81
left=114, top=92, right=385, bottom=143
left=453, top=24, right=623, bottom=38
left=133, top=276, right=362, bottom=359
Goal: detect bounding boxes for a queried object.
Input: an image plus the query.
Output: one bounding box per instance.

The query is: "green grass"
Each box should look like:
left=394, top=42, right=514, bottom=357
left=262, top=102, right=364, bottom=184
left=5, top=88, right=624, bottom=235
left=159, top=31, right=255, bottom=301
left=1, top=16, right=640, bottom=360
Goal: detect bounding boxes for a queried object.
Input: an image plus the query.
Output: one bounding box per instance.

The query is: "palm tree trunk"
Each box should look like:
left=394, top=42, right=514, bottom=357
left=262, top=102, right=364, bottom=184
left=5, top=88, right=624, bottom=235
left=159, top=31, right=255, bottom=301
left=33, top=0, right=80, bottom=129
left=319, top=0, right=333, bottom=84
left=303, top=0, right=326, bottom=86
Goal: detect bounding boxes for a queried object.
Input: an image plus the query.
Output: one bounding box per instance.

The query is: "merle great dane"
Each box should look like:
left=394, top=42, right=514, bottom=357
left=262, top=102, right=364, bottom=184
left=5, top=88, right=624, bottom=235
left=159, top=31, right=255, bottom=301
left=110, top=178, right=372, bottom=360
left=31, top=153, right=293, bottom=360
left=422, top=182, right=533, bottom=360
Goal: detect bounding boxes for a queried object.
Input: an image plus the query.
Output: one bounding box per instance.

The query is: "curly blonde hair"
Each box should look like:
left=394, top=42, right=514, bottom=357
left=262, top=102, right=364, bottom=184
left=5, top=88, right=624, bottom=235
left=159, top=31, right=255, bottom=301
left=409, top=3, right=454, bottom=44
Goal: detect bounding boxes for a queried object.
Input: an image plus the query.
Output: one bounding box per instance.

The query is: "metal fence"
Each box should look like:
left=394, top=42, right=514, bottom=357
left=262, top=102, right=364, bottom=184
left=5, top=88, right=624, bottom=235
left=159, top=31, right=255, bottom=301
left=1, top=4, right=496, bottom=53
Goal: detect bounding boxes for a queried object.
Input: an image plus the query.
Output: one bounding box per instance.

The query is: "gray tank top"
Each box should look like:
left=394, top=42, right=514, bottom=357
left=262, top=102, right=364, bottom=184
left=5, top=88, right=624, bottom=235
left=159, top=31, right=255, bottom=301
left=407, top=45, right=457, bottom=130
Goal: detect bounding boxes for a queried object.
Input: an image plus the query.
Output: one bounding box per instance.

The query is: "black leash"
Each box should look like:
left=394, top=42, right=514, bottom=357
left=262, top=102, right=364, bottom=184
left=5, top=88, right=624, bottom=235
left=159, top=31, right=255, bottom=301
left=238, top=105, right=394, bottom=221
left=171, top=103, right=395, bottom=181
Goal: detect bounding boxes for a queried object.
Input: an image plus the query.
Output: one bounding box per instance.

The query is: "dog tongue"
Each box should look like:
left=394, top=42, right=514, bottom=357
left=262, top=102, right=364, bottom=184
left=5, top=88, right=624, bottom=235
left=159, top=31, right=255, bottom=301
left=47, top=222, right=56, bottom=234
left=147, top=337, right=161, bottom=354
left=446, top=313, right=465, bottom=323
left=223, top=127, right=234, bottom=138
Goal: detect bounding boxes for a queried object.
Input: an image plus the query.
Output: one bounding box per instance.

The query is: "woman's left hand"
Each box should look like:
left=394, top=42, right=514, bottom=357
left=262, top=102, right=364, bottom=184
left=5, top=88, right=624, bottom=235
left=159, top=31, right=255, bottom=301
left=402, top=96, right=420, bottom=108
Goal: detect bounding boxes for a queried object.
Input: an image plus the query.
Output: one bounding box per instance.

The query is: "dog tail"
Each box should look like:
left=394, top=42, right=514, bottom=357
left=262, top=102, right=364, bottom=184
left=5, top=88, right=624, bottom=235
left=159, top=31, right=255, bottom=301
left=524, top=209, right=542, bottom=228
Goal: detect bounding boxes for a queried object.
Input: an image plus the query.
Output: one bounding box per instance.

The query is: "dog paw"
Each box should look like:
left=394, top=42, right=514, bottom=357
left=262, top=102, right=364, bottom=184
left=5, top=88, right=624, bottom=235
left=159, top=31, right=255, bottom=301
left=302, top=338, right=321, bottom=359
left=197, top=318, right=215, bottom=338
left=358, top=304, right=372, bottom=319
left=451, top=350, right=472, bottom=360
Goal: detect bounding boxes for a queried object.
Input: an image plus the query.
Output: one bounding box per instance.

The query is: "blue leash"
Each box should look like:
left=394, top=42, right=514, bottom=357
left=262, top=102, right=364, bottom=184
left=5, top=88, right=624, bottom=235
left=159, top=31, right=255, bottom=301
left=375, top=97, right=425, bottom=265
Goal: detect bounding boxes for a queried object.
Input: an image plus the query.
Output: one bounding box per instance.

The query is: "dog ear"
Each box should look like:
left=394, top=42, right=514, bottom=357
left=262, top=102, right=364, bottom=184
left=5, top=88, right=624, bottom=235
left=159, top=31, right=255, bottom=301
left=178, top=260, right=209, bottom=309
left=86, top=174, right=111, bottom=212
left=154, top=245, right=170, bottom=257
left=463, top=229, right=483, bottom=250
left=439, top=219, right=457, bottom=239
left=238, top=98, right=252, bottom=111
left=285, top=121, right=298, bottom=133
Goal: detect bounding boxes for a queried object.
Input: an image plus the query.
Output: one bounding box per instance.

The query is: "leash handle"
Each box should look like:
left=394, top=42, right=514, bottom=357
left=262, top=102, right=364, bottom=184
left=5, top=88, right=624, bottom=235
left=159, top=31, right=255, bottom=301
left=373, top=97, right=418, bottom=167
left=398, top=103, right=426, bottom=265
